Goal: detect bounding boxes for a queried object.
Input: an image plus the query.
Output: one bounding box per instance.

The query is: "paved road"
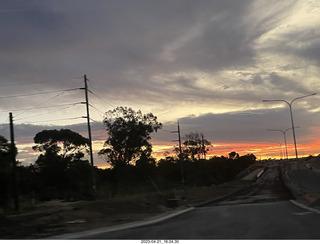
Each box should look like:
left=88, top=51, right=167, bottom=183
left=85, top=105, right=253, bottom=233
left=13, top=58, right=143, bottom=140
left=77, top=201, right=320, bottom=239
left=63, top=162, right=320, bottom=240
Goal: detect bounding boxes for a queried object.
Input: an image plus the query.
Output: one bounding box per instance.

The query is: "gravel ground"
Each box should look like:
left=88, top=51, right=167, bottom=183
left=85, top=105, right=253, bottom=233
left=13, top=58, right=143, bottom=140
left=281, top=158, right=320, bottom=210
left=1, top=179, right=253, bottom=239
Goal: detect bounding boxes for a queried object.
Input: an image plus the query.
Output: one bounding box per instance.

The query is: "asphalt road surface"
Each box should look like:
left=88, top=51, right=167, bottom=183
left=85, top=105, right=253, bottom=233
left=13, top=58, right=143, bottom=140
left=78, top=201, right=320, bottom=239
left=74, top=165, right=320, bottom=240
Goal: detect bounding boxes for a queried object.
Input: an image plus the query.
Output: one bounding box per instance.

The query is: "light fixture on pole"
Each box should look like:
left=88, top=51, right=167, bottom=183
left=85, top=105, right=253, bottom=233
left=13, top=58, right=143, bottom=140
left=268, top=126, right=300, bottom=159
left=263, top=93, right=316, bottom=158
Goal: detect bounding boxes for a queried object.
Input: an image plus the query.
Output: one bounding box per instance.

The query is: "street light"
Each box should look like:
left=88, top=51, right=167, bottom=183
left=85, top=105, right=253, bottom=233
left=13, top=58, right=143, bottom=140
left=268, top=126, right=300, bottom=159
left=263, top=93, right=316, bottom=158
left=279, top=142, right=284, bottom=159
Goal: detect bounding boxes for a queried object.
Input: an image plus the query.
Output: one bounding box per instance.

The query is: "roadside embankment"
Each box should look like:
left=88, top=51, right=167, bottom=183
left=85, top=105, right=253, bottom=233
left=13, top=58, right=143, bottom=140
left=280, top=158, right=320, bottom=210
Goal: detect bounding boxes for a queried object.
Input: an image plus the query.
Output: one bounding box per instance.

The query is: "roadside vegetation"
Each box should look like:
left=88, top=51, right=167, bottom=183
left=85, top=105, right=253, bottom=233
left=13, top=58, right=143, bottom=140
left=0, top=107, right=257, bottom=213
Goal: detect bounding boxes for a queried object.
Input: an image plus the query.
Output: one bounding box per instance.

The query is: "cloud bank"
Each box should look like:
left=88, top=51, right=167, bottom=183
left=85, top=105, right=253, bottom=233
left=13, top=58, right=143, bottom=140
left=1, top=0, right=320, bottom=163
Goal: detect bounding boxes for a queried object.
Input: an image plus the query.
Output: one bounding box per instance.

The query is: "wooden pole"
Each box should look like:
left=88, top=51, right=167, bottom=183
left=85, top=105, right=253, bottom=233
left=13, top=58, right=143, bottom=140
left=9, top=112, right=19, bottom=212
left=84, top=75, right=96, bottom=191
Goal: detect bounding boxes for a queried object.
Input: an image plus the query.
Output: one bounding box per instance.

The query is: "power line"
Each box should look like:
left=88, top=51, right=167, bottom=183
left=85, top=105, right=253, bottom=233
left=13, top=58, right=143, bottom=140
left=0, top=76, right=82, bottom=88
left=87, top=79, right=143, bottom=113
left=0, top=123, right=9, bottom=130
left=0, top=87, right=81, bottom=100
left=14, top=103, right=81, bottom=121
left=0, top=84, right=84, bottom=127
left=161, top=128, right=178, bottom=133
left=89, top=118, right=102, bottom=124
left=88, top=89, right=116, bottom=109
left=20, top=117, right=84, bottom=124
left=14, top=91, right=68, bottom=117
left=0, top=116, right=9, bottom=124
left=1, top=102, right=82, bottom=114
left=89, top=103, right=105, bottom=117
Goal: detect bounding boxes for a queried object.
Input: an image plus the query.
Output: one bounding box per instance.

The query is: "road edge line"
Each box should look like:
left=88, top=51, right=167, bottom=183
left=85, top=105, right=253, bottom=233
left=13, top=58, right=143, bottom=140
left=289, top=200, right=320, bottom=215
left=50, top=207, right=195, bottom=239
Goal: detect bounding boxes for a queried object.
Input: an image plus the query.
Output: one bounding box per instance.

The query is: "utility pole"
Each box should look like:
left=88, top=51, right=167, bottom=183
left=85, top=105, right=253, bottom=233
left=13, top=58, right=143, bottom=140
left=201, top=133, right=206, bottom=160
left=9, top=112, right=19, bottom=212
left=171, top=120, right=184, bottom=189
left=83, top=75, right=96, bottom=191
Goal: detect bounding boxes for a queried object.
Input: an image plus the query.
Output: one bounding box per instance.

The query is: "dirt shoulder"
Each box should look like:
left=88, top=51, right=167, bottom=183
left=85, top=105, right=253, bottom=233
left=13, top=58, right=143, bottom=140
left=281, top=158, right=320, bottom=210
left=1, top=179, right=253, bottom=239
left=5, top=160, right=318, bottom=240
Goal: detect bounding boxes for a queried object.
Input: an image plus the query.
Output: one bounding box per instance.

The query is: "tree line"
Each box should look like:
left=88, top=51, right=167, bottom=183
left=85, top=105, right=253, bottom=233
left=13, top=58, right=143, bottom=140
left=0, top=107, right=256, bottom=211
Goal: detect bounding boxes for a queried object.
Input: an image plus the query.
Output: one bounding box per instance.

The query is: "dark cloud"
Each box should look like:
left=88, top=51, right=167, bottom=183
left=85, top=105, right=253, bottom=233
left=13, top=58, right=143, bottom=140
left=252, top=74, right=263, bottom=85
left=0, top=107, right=304, bottom=148
left=0, top=1, right=257, bottom=85
left=1, top=0, right=320, bottom=158
left=170, top=107, right=320, bottom=144
left=0, top=10, right=71, bottom=51
left=1, top=105, right=319, bottom=165
left=268, top=72, right=312, bottom=95
left=297, top=41, right=320, bottom=65
left=269, top=27, right=320, bottom=65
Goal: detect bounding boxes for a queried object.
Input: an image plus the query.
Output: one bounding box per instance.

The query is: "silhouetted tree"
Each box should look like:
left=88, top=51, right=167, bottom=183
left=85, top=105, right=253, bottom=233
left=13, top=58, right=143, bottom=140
left=135, top=151, right=156, bottom=168
left=0, top=136, right=10, bottom=155
left=228, top=151, right=239, bottom=160
left=99, top=107, right=162, bottom=167
left=32, top=129, right=91, bottom=200
left=0, top=136, right=11, bottom=208
left=33, top=129, right=89, bottom=160
left=240, top=153, right=256, bottom=162
left=182, top=132, right=211, bottom=161
left=156, top=156, right=181, bottom=188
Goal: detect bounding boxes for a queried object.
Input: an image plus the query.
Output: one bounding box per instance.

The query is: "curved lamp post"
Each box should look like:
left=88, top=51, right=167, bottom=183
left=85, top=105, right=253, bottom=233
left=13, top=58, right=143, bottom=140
left=263, top=93, right=316, bottom=158
left=268, top=126, right=300, bottom=159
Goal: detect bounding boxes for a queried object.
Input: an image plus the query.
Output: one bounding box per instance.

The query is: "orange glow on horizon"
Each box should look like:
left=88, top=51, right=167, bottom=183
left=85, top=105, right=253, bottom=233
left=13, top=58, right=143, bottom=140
left=18, top=137, right=320, bottom=169
left=150, top=139, right=320, bottom=162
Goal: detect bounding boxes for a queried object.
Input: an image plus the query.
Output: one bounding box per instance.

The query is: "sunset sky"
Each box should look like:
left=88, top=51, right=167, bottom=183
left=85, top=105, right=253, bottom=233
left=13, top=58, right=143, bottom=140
left=1, top=0, right=320, bottom=168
